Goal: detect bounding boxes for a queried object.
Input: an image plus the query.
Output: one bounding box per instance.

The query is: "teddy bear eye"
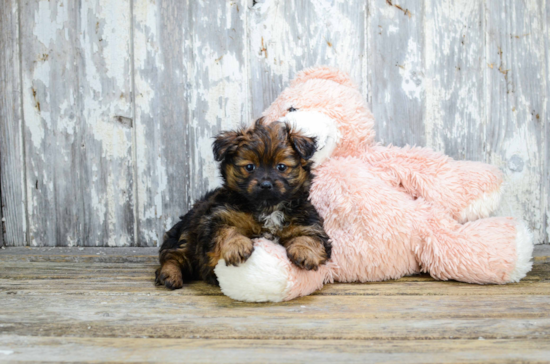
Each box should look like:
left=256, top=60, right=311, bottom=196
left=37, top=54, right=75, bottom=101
left=288, top=107, right=298, bottom=112
left=245, top=164, right=255, bottom=172
left=277, top=164, right=287, bottom=172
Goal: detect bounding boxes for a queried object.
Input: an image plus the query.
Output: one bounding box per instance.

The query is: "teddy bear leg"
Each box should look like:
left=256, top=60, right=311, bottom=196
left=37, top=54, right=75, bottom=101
left=364, top=145, right=503, bottom=222
left=414, top=201, right=534, bottom=284
left=214, top=238, right=329, bottom=302
left=448, top=160, right=504, bottom=223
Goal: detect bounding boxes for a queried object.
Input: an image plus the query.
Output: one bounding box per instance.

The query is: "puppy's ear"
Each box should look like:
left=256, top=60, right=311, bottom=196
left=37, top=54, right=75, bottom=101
left=212, top=130, right=242, bottom=162
left=286, top=124, right=317, bottom=161
left=254, top=116, right=266, bottom=127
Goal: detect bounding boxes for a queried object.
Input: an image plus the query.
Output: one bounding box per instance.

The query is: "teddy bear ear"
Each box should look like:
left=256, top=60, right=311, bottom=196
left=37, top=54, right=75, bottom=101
left=291, top=66, right=356, bottom=88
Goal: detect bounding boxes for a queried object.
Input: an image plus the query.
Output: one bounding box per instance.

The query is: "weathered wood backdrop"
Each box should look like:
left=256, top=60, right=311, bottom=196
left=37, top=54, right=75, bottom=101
left=1, top=0, right=548, bottom=247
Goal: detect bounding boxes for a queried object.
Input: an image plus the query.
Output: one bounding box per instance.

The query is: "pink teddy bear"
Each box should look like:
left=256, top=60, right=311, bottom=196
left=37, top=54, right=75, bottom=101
left=214, top=67, right=534, bottom=302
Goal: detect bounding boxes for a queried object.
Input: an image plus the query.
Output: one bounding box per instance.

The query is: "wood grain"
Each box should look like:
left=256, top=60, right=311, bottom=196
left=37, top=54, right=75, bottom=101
left=1, top=1, right=549, bottom=246
left=2, top=277, right=550, bottom=297
left=1, top=336, right=550, bottom=363
left=545, top=1, right=550, bottom=246
left=132, top=0, right=191, bottom=247
left=133, top=0, right=250, bottom=247
left=1, top=293, right=549, bottom=340
left=368, top=0, right=425, bottom=147
left=187, top=0, right=250, bottom=197
left=248, top=0, right=367, bottom=117
left=18, top=0, right=135, bottom=247
left=0, top=248, right=548, bottom=362
left=423, top=0, right=485, bottom=159
left=0, top=0, right=26, bottom=246
left=485, top=0, right=547, bottom=244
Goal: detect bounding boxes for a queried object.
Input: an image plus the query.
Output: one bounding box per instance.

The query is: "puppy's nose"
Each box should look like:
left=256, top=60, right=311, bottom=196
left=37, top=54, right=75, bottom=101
left=260, top=180, right=273, bottom=190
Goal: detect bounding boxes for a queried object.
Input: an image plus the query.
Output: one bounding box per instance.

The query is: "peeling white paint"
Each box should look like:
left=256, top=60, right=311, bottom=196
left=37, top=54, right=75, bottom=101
left=133, top=0, right=167, bottom=247
left=91, top=120, right=131, bottom=159
left=424, top=74, right=445, bottom=151
left=97, top=0, right=131, bottom=89
left=33, top=1, right=68, bottom=47
left=249, top=0, right=365, bottom=119
left=387, top=25, right=398, bottom=34
left=492, top=118, right=543, bottom=240
left=133, top=1, right=163, bottom=71
left=20, top=0, right=135, bottom=247
left=197, top=134, right=223, bottom=192
left=398, top=39, right=423, bottom=101
left=22, top=81, right=45, bottom=149
left=8, top=0, right=547, bottom=247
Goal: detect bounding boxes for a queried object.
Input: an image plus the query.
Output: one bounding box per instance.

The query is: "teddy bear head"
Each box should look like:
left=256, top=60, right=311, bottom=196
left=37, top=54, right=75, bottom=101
left=261, top=66, right=376, bottom=165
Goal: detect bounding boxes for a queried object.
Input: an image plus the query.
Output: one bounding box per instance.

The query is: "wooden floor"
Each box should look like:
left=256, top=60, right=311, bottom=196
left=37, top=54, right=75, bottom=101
left=0, top=246, right=549, bottom=363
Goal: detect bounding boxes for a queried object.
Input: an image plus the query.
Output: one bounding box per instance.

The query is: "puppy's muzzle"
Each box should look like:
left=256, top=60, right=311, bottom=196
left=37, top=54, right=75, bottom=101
left=260, top=180, right=273, bottom=190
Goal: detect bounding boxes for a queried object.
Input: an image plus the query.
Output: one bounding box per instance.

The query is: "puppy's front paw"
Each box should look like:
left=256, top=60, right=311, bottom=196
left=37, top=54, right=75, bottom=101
left=155, top=261, right=183, bottom=290
left=221, top=235, right=255, bottom=267
left=286, top=236, right=327, bottom=271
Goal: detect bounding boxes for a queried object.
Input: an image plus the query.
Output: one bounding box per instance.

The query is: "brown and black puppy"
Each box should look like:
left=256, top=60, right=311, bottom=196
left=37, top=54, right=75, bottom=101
left=155, top=118, right=331, bottom=289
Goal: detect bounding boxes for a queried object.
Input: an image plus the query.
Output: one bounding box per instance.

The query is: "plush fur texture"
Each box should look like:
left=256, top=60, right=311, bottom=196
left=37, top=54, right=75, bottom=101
left=214, top=66, right=535, bottom=302
left=459, top=187, right=503, bottom=223
left=215, top=239, right=293, bottom=302
left=508, top=220, right=535, bottom=283
left=155, top=119, right=331, bottom=290
left=280, top=110, right=341, bottom=167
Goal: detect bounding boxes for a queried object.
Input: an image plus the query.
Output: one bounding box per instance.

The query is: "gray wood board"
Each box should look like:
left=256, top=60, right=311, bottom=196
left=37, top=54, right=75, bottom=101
left=0, top=337, right=549, bottom=364
left=249, top=0, right=367, bottom=117
left=368, top=0, right=425, bottom=147
left=19, top=0, right=135, bottom=246
left=133, top=0, right=249, bottom=247
left=0, top=0, right=26, bottom=246
left=0, top=246, right=548, bottom=364
left=0, top=0, right=548, bottom=246
left=545, top=1, right=549, bottom=247
left=0, top=245, right=548, bottom=363
left=133, top=0, right=192, bottom=247
left=485, top=0, right=547, bottom=244
left=423, top=0, right=485, bottom=160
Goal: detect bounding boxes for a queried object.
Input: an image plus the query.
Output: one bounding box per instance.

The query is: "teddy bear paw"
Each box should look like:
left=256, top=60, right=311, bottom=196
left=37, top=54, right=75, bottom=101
left=215, top=239, right=292, bottom=302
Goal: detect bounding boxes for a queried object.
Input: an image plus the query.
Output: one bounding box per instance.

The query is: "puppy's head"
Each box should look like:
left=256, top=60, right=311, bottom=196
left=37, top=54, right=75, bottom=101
left=213, top=118, right=317, bottom=207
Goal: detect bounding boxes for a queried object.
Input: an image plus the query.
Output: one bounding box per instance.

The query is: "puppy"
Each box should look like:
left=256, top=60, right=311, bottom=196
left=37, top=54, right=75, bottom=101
left=155, top=118, right=331, bottom=289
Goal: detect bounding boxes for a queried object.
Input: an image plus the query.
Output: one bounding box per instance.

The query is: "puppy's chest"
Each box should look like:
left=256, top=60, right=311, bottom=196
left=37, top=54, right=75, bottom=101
left=258, top=209, right=286, bottom=236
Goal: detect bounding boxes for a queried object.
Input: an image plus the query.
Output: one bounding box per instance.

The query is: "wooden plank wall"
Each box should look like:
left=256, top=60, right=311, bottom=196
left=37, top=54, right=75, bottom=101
left=1, top=0, right=27, bottom=246
left=1, top=0, right=548, bottom=247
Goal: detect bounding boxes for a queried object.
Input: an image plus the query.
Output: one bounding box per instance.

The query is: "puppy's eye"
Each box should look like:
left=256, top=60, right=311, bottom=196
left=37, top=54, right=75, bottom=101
left=277, top=164, right=287, bottom=172
left=245, top=164, right=256, bottom=172
left=288, top=107, right=298, bottom=112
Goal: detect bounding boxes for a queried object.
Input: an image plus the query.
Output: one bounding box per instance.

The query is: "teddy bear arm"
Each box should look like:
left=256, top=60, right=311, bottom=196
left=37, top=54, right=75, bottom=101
left=363, top=145, right=503, bottom=222
left=214, top=238, right=328, bottom=302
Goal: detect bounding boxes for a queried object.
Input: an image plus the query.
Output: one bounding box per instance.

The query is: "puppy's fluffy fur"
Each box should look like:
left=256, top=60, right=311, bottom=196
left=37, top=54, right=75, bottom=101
left=155, top=118, right=331, bottom=289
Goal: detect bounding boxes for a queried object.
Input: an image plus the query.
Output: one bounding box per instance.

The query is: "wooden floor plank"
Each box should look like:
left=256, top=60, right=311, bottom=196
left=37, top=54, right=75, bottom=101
left=0, top=249, right=548, bottom=280
left=1, top=278, right=550, bottom=297
left=1, top=245, right=548, bottom=263
left=1, top=293, right=549, bottom=340
left=1, top=336, right=550, bottom=364
left=0, top=246, right=549, bottom=362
